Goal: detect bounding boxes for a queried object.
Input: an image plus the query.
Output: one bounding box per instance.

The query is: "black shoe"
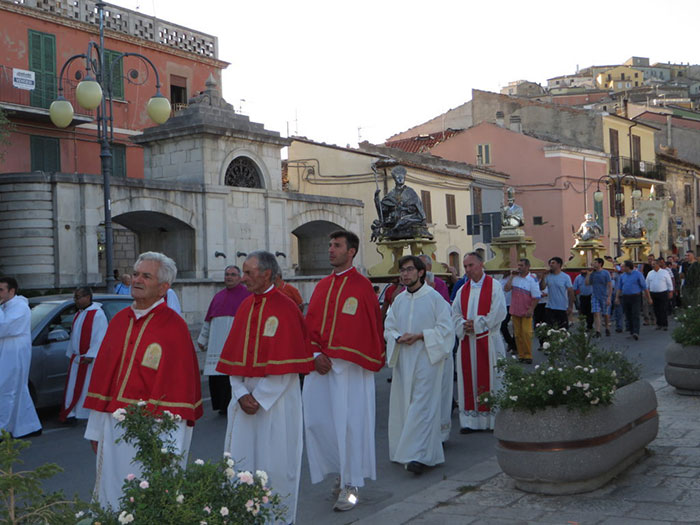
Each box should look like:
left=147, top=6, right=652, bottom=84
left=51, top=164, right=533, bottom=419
left=405, top=461, right=427, bottom=475
left=460, top=427, right=477, bottom=434
left=518, top=358, right=533, bottom=364
left=605, top=328, right=611, bottom=336
left=62, top=417, right=77, bottom=426
left=633, top=334, right=639, bottom=340
left=615, top=328, right=623, bottom=333
left=594, top=332, right=602, bottom=338
left=387, top=377, right=392, bottom=383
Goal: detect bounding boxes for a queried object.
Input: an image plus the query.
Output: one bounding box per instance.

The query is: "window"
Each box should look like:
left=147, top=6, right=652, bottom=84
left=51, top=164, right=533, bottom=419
left=533, top=216, right=543, bottom=225
left=449, top=252, right=460, bottom=276
left=685, top=184, right=693, bottom=206
left=112, top=143, right=126, bottom=178
left=28, top=30, right=56, bottom=109
left=445, top=194, right=457, bottom=225
left=471, top=186, right=483, bottom=217
left=476, top=144, right=491, bottom=165
left=421, top=190, right=432, bottom=223
left=635, top=72, right=639, bottom=78
left=103, top=49, right=124, bottom=99
left=31, top=136, right=60, bottom=172
left=170, top=75, right=188, bottom=108
left=621, top=73, right=626, bottom=80
left=225, top=156, right=263, bottom=188
left=594, top=199, right=604, bottom=234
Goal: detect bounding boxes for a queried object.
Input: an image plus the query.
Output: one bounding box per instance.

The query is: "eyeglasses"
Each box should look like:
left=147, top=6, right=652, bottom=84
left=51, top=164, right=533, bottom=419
left=399, top=266, right=417, bottom=273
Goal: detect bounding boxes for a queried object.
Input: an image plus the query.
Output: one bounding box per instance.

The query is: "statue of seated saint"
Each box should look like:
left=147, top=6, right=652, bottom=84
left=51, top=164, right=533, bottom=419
left=574, top=213, right=602, bottom=242
left=501, top=187, right=525, bottom=232
left=621, top=209, right=647, bottom=239
left=371, top=166, right=432, bottom=242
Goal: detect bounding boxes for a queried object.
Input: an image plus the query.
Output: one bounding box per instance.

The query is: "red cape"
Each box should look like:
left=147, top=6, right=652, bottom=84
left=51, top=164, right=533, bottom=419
left=84, top=303, right=203, bottom=422
left=216, top=288, right=315, bottom=377
left=305, top=267, right=385, bottom=371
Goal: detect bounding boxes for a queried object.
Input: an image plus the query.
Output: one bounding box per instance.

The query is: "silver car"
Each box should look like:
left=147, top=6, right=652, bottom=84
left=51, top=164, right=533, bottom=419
left=29, top=294, right=133, bottom=409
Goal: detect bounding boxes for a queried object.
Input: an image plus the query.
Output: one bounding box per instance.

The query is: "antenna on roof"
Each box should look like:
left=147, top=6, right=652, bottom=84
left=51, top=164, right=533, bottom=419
left=358, top=126, right=362, bottom=142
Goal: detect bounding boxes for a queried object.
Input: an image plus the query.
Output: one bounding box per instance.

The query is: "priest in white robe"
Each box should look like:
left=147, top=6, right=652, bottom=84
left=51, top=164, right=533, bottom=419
left=60, top=287, right=108, bottom=422
left=452, top=252, right=506, bottom=432
left=384, top=256, right=454, bottom=474
left=0, top=277, right=42, bottom=438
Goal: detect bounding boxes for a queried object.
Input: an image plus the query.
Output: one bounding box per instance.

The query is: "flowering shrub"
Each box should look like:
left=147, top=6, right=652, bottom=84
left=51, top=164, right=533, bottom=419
left=86, top=403, right=284, bottom=525
left=481, top=322, right=640, bottom=413
left=672, top=303, right=700, bottom=346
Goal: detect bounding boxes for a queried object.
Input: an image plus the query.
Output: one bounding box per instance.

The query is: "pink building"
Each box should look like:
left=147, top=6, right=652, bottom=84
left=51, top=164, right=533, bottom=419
left=426, top=122, right=609, bottom=261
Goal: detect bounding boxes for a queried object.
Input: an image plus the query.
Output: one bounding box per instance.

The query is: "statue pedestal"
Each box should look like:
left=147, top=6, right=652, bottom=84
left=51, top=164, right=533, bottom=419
left=618, top=238, right=651, bottom=264
left=564, top=239, right=613, bottom=270
left=368, top=238, right=447, bottom=279
left=484, top=235, right=546, bottom=272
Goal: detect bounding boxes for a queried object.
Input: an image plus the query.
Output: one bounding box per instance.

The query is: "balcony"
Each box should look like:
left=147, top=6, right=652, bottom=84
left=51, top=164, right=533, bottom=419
left=609, top=156, right=666, bottom=182
left=0, top=65, right=93, bottom=125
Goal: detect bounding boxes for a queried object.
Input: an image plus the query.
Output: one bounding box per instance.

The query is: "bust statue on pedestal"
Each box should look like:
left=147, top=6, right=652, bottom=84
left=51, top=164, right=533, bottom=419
left=500, top=187, right=525, bottom=237
left=574, top=213, right=603, bottom=243
left=621, top=210, right=647, bottom=239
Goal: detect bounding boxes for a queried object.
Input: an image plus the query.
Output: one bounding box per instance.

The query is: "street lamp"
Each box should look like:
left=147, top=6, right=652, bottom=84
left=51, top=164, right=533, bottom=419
left=48, top=2, right=171, bottom=292
left=593, top=174, right=642, bottom=257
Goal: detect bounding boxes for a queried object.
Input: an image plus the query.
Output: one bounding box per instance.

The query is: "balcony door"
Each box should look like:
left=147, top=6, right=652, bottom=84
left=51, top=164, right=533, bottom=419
left=28, top=30, right=56, bottom=109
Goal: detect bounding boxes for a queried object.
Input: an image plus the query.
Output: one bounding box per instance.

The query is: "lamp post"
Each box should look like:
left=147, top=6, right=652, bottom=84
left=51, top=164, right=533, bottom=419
left=48, top=2, right=171, bottom=292
left=593, top=174, right=642, bottom=258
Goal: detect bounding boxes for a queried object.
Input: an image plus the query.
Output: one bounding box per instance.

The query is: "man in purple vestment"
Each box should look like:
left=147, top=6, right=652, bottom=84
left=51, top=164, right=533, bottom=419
left=197, top=265, right=251, bottom=414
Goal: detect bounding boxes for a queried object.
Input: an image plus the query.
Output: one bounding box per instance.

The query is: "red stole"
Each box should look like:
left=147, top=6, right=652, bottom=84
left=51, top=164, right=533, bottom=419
left=216, top=288, right=315, bottom=377
left=59, top=309, right=97, bottom=421
left=460, top=276, right=493, bottom=413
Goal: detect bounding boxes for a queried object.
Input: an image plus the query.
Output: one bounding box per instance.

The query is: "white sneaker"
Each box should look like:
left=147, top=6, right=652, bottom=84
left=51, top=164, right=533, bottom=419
left=333, top=485, right=359, bottom=512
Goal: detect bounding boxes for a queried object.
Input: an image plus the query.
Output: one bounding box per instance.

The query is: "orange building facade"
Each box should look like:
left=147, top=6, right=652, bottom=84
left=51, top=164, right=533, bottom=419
left=0, top=0, right=228, bottom=179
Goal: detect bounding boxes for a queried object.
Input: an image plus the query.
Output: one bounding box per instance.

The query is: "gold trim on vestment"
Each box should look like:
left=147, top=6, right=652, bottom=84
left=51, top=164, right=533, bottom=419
left=327, top=276, right=348, bottom=346
left=252, top=298, right=267, bottom=364
left=115, top=319, right=135, bottom=383
left=117, top=314, right=154, bottom=401
left=320, top=277, right=335, bottom=335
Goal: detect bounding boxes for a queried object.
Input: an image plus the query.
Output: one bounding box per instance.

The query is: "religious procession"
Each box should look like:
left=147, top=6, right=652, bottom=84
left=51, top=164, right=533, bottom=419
left=2, top=174, right=698, bottom=525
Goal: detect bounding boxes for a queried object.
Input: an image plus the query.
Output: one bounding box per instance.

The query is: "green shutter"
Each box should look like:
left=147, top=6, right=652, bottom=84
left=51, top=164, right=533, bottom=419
left=28, top=30, right=56, bottom=109
left=111, top=143, right=126, bottom=177
left=594, top=199, right=604, bottom=235
left=30, top=136, right=60, bottom=172
left=104, top=50, right=124, bottom=99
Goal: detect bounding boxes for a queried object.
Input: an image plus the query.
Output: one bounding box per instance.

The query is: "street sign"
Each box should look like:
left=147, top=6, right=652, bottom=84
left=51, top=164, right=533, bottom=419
left=13, top=68, right=35, bottom=90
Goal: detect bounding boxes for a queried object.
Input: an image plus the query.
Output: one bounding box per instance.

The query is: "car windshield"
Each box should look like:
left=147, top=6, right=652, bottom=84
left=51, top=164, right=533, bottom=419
left=30, top=302, right=60, bottom=332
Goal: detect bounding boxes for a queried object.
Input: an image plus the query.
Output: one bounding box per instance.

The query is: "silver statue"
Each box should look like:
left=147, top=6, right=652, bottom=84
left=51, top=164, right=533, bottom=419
left=574, top=213, right=602, bottom=242
left=621, top=209, right=647, bottom=239
left=500, top=187, right=525, bottom=235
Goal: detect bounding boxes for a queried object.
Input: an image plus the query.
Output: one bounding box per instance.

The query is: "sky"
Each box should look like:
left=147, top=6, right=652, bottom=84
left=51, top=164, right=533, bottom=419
left=109, top=0, right=700, bottom=148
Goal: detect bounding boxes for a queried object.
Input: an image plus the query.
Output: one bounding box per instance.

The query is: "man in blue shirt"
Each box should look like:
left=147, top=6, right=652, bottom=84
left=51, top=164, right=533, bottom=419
left=615, top=260, right=652, bottom=340
left=586, top=258, right=612, bottom=337
left=573, top=271, right=593, bottom=331
left=540, top=257, right=574, bottom=329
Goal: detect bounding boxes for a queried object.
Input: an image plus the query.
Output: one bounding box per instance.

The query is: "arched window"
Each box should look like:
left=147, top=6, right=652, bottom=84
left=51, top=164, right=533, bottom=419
left=225, top=156, right=263, bottom=188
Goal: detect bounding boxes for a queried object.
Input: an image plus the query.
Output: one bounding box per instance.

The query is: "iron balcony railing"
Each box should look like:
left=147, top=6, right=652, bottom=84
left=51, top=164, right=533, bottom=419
left=609, top=156, right=666, bottom=182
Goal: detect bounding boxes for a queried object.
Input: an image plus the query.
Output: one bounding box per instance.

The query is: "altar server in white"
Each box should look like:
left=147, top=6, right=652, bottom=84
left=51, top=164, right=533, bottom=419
left=452, top=252, right=507, bottom=432
left=60, top=287, right=108, bottom=422
left=384, top=255, right=454, bottom=474
left=0, top=277, right=42, bottom=438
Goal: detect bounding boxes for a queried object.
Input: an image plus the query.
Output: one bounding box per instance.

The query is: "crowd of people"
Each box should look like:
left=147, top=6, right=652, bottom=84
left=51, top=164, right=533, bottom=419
left=1, top=239, right=699, bottom=523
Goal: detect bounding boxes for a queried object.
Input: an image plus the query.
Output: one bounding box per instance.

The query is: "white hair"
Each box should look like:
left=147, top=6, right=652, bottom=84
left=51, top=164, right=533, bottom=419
left=134, top=252, right=177, bottom=285
left=246, top=251, right=281, bottom=282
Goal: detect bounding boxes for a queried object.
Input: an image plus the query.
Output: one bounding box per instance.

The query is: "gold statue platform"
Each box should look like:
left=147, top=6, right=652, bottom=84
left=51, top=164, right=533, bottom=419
left=563, top=239, right=614, bottom=270
left=483, top=235, right=546, bottom=272
left=617, top=238, right=651, bottom=265
left=368, top=238, right=448, bottom=280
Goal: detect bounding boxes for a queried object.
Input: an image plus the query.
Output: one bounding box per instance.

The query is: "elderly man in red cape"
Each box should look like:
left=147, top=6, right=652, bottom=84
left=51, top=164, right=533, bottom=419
left=217, top=251, right=314, bottom=525
left=83, top=252, right=202, bottom=510
left=451, top=252, right=506, bottom=433
left=303, top=230, right=385, bottom=512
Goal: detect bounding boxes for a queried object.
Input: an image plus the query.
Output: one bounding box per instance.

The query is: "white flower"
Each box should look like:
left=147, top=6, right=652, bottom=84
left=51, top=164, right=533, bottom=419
left=591, top=398, right=600, bottom=405
left=582, top=383, right=590, bottom=391
left=203, top=506, right=211, bottom=514
left=139, top=480, right=149, bottom=489
left=237, top=471, right=254, bottom=485
left=194, top=459, right=205, bottom=466
left=245, top=499, right=255, bottom=512
left=176, top=494, right=184, bottom=504
left=585, top=391, right=592, bottom=398
left=574, top=381, right=583, bottom=387
left=530, top=383, right=534, bottom=387
left=542, top=342, right=550, bottom=349
left=118, top=511, right=135, bottom=524
left=255, top=469, right=269, bottom=486
left=161, top=447, right=168, bottom=454
left=483, top=397, right=489, bottom=403
left=540, top=371, right=546, bottom=376
left=126, top=473, right=136, bottom=481
left=574, top=365, right=582, bottom=370
left=583, top=367, right=589, bottom=372
left=548, top=366, right=553, bottom=371
left=220, top=507, right=229, bottom=517
left=137, top=400, right=147, bottom=406
left=509, top=395, right=518, bottom=402
left=547, top=329, right=553, bottom=336
left=75, top=511, right=85, bottom=518
left=562, top=390, right=568, bottom=395
left=163, top=410, right=174, bottom=419
left=534, top=365, right=540, bottom=370
left=112, top=408, right=127, bottom=422
left=566, top=386, right=571, bottom=392
left=174, top=414, right=183, bottom=422
left=224, top=467, right=235, bottom=479
left=557, top=368, right=563, bottom=372
left=200, top=522, right=207, bottom=525
left=611, top=371, right=617, bottom=377
left=223, top=451, right=232, bottom=458
left=226, top=458, right=235, bottom=468
left=547, top=389, right=554, bottom=395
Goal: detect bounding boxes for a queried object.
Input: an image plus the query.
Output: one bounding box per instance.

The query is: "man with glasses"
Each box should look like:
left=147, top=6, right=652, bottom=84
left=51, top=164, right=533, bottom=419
left=59, top=287, right=108, bottom=423
left=384, top=256, right=453, bottom=475
left=198, top=265, right=251, bottom=414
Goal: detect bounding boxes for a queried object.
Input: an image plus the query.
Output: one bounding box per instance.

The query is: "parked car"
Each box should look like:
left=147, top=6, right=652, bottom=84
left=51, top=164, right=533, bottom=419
left=29, top=294, right=133, bottom=409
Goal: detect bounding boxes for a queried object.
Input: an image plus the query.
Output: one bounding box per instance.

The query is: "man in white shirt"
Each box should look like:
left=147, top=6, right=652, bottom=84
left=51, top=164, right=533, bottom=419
left=646, top=257, right=674, bottom=331
left=384, top=255, right=454, bottom=475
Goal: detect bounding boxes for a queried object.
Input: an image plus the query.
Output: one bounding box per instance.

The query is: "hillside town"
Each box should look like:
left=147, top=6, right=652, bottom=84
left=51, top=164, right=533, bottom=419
left=2, top=1, right=700, bottom=524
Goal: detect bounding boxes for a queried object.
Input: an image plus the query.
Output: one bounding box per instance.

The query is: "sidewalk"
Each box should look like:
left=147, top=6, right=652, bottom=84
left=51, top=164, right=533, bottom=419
left=354, top=375, right=700, bottom=524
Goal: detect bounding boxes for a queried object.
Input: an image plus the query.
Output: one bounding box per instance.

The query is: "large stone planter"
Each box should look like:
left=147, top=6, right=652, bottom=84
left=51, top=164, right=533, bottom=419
left=494, top=380, right=658, bottom=495
left=665, top=342, right=700, bottom=395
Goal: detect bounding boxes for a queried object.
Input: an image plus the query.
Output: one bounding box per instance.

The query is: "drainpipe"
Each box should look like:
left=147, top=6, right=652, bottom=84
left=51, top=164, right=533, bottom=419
left=667, top=114, right=673, bottom=148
